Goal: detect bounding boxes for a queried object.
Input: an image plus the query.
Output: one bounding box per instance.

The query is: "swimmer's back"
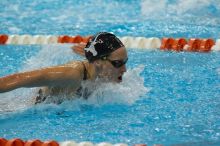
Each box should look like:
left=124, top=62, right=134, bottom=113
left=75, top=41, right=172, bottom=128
left=34, top=60, right=88, bottom=104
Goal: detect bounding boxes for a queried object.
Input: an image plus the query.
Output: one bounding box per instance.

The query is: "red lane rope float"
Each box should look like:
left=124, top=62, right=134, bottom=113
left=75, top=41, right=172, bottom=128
left=187, top=38, right=215, bottom=52
left=5, top=139, right=24, bottom=146
left=0, top=138, right=59, bottom=146
left=160, top=37, right=215, bottom=52
left=199, top=38, right=215, bottom=52
left=160, top=37, right=187, bottom=51
left=58, top=35, right=91, bottom=44
left=187, top=38, right=202, bottom=52
left=58, top=35, right=74, bottom=43
left=0, top=138, right=7, bottom=146
left=41, top=141, right=59, bottom=146
left=0, top=34, right=8, bottom=44
left=73, top=35, right=84, bottom=43
left=172, top=38, right=187, bottom=51
left=160, top=38, right=175, bottom=50
left=25, top=140, right=43, bottom=146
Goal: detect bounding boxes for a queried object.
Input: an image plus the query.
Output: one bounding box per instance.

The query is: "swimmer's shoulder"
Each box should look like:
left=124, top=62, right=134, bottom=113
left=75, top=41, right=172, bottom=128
left=65, top=60, right=83, bottom=66
left=64, top=60, right=87, bottom=71
left=62, top=60, right=88, bottom=80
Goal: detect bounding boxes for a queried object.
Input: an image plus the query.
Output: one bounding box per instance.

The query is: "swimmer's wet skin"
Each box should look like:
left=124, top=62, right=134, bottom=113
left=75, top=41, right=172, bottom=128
left=0, top=32, right=128, bottom=104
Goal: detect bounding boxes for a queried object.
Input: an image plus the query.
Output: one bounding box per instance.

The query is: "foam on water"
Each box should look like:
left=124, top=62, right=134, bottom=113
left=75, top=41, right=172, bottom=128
left=0, top=45, right=149, bottom=114
left=81, top=65, right=149, bottom=106
left=21, top=44, right=80, bottom=70
left=29, top=64, right=149, bottom=114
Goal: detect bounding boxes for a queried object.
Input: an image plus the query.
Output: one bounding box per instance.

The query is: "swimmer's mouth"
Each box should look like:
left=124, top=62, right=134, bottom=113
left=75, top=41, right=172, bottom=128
left=118, top=75, right=122, bottom=82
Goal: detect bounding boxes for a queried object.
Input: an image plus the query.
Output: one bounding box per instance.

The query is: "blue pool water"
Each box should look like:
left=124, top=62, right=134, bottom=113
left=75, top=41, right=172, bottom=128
left=0, top=0, right=220, bottom=146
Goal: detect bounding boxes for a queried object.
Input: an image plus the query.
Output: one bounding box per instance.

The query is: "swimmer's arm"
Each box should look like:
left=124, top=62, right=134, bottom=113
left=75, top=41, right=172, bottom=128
left=0, top=66, right=82, bottom=93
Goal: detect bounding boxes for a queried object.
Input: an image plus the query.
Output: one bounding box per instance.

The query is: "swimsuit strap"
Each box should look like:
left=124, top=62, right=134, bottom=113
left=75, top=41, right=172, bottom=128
left=82, top=62, right=87, bottom=80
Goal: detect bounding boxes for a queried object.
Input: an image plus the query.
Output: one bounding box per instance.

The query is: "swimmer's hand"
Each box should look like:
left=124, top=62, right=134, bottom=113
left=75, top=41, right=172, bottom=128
left=71, top=42, right=86, bottom=56
left=71, top=35, right=93, bottom=56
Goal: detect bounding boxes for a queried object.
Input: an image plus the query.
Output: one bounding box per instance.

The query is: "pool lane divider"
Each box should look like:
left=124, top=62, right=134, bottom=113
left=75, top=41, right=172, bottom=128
left=0, top=34, right=219, bottom=52
left=0, top=138, right=59, bottom=146
left=0, top=138, right=164, bottom=146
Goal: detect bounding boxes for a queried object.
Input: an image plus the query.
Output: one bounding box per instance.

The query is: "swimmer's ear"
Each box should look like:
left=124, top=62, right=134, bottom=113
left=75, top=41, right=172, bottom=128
left=93, top=60, right=104, bottom=73
left=94, top=60, right=105, bottom=68
left=94, top=60, right=101, bottom=66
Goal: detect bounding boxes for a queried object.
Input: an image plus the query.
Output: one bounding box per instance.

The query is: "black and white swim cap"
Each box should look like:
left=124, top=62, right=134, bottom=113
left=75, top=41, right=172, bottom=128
left=84, top=32, right=124, bottom=62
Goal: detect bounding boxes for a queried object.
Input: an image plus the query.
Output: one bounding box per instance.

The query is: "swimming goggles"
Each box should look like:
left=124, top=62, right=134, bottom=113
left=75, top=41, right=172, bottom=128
left=102, top=57, right=128, bottom=68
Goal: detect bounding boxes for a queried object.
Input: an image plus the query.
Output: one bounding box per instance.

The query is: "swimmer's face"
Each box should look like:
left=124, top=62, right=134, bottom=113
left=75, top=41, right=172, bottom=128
left=96, top=47, right=128, bottom=83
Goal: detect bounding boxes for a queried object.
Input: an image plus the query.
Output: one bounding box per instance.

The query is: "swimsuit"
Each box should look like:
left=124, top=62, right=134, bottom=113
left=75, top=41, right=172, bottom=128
left=75, top=62, right=91, bottom=99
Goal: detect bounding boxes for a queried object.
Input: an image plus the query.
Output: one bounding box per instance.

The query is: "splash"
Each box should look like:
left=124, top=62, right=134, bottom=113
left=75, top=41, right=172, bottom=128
left=0, top=88, right=36, bottom=114
left=32, top=65, right=149, bottom=107
left=141, top=0, right=220, bottom=24
left=0, top=44, right=149, bottom=114
left=31, top=64, right=150, bottom=113
left=21, top=44, right=83, bottom=71
left=0, top=44, right=81, bottom=114
left=21, top=45, right=149, bottom=106
left=81, top=65, right=149, bottom=106
left=0, top=65, right=149, bottom=114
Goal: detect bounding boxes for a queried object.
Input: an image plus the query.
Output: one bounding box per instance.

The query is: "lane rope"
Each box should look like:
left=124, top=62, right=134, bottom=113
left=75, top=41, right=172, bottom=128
left=0, top=34, right=219, bottom=52
left=0, top=138, right=164, bottom=146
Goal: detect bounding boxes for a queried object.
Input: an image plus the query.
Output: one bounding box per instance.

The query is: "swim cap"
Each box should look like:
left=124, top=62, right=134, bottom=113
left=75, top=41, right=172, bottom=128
left=84, top=32, right=124, bottom=62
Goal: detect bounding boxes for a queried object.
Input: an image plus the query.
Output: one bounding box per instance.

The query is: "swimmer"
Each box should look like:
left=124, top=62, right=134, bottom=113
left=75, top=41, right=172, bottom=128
left=0, top=32, right=128, bottom=104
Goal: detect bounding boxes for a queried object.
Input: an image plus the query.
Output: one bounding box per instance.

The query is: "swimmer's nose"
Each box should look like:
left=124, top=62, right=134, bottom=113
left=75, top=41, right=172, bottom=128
left=120, top=64, right=127, bottom=73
